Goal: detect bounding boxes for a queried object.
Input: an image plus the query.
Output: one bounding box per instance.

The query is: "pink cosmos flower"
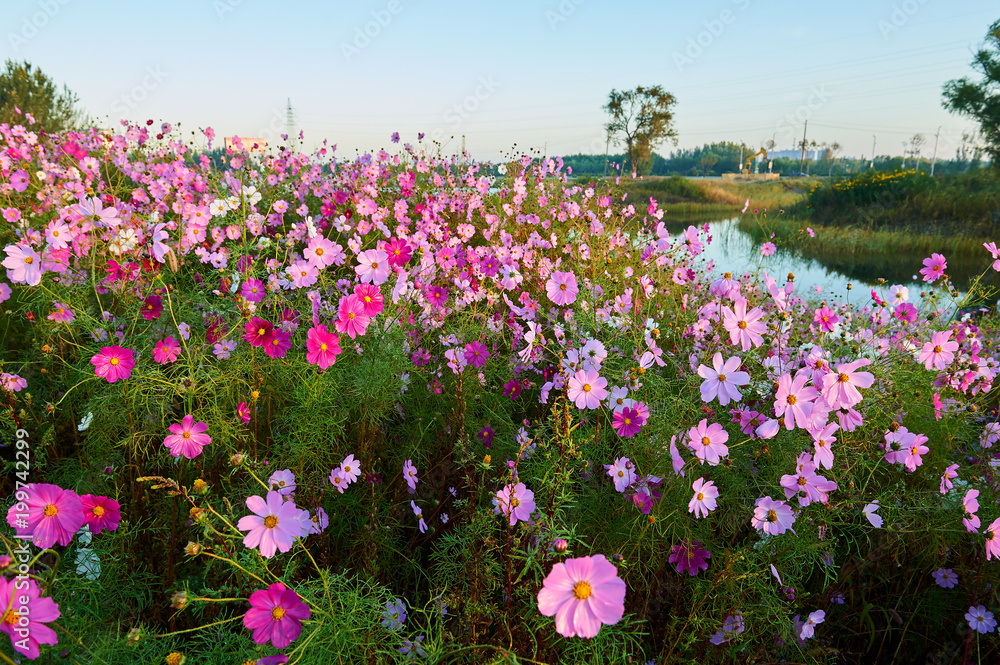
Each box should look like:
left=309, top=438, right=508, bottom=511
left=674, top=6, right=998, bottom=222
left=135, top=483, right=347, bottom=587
left=863, top=501, right=883, bottom=527
left=329, top=467, right=347, bottom=494
left=241, top=278, right=267, bottom=303
left=339, top=454, right=361, bottom=485
left=2, top=243, right=42, bottom=286
left=687, top=419, right=729, bottom=466
left=820, top=358, right=874, bottom=410
left=0, top=576, right=60, bottom=660
left=933, top=392, right=943, bottom=421
left=932, top=568, right=958, bottom=589
left=5, top=483, right=84, bottom=548
left=403, top=459, right=419, bottom=491
left=237, top=491, right=309, bottom=558
left=668, top=540, right=710, bottom=576
left=163, top=415, right=212, bottom=459
left=567, top=369, right=609, bottom=410
left=354, top=283, right=384, bottom=317
left=940, top=464, right=959, bottom=494
left=244, top=582, right=311, bottom=649
left=411, top=500, right=427, bottom=533
left=721, top=300, right=766, bottom=351
left=80, top=494, right=121, bottom=535
left=496, top=482, right=536, bottom=526
left=800, top=610, right=825, bottom=639
left=688, top=477, right=719, bottom=518
left=334, top=294, right=370, bottom=339
left=751, top=496, right=796, bottom=536
left=985, top=518, right=1000, bottom=561
left=697, top=352, right=750, bottom=406
left=536, top=555, right=626, bottom=639
left=153, top=337, right=182, bottom=364
left=91, top=346, right=135, bottom=383
left=903, top=432, right=929, bottom=472
left=238, top=401, right=252, bottom=423
left=761, top=241, right=776, bottom=256
left=546, top=270, right=579, bottom=306
left=894, top=302, right=918, bottom=323
left=984, top=241, right=1000, bottom=271
left=612, top=407, right=644, bottom=438
left=963, top=489, right=981, bottom=532
left=919, top=253, right=947, bottom=282
left=709, top=613, right=745, bottom=645
left=142, top=295, right=163, bottom=321
left=9, top=169, right=29, bottom=192
left=605, top=457, right=636, bottom=492
left=304, top=235, right=338, bottom=269
left=813, top=305, right=839, bottom=333
left=355, top=248, right=390, bottom=285
left=774, top=371, right=818, bottom=431
left=810, top=422, right=839, bottom=470
left=268, top=469, right=296, bottom=496
left=306, top=325, right=341, bottom=369
left=918, top=330, right=958, bottom=370
left=47, top=302, right=74, bottom=323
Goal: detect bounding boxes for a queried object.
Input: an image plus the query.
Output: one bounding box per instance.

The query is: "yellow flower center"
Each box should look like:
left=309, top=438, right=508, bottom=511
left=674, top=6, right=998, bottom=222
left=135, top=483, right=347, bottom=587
left=315, top=248, right=324, bottom=255
left=838, top=373, right=850, bottom=383
left=93, top=505, right=105, bottom=517
left=371, top=262, right=379, bottom=269
left=110, top=357, right=120, bottom=366
left=702, top=436, right=711, bottom=447
left=258, top=328, right=266, bottom=335
left=183, top=431, right=191, bottom=439
left=264, top=515, right=278, bottom=529
left=44, top=504, right=57, bottom=517
left=724, top=272, right=732, bottom=279
left=697, top=492, right=704, bottom=501
left=934, top=346, right=942, bottom=354
left=344, top=466, right=351, bottom=473
left=573, top=581, right=592, bottom=600
left=787, top=394, right=797, bottom=405
left=583, top=384, right=591, bottom=393
left=717, top=374, right=726, bottom=382
left=320, top=343, right=328, bottom=351
left=738, top=320, right=747, bottom=329
left=559, top=284, right=567, bottom=291
left=511, top=498, right=520, bottom=507
left=24, top=256, right=33, bottom=264
left=2, top=610, right=19, bottom=626
left=271, top=606, right=286, bottom=621
left=766, top=509, right=777, bottom=522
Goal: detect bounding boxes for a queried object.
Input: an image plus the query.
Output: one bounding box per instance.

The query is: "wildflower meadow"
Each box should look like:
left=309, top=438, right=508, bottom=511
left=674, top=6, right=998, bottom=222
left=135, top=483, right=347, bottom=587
left=1, top=119, right=1000, bottom=664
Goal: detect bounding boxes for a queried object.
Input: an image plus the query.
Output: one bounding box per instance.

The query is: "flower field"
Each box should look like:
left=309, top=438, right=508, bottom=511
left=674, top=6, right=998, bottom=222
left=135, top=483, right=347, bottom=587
left=1, top=120, right=999, bottom=663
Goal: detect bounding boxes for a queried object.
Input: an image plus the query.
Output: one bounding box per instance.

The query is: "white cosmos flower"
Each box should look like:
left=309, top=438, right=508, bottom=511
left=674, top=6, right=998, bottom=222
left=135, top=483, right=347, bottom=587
left=78, top=412, right=94, bottom=431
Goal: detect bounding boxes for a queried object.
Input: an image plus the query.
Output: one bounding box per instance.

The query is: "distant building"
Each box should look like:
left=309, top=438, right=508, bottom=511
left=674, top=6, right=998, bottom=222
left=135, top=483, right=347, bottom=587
left=224, top=136, right=268, bottom=152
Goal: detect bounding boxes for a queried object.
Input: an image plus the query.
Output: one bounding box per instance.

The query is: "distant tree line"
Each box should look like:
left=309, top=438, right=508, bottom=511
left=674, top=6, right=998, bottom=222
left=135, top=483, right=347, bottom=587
left=559, top=140, right=988, bottom=178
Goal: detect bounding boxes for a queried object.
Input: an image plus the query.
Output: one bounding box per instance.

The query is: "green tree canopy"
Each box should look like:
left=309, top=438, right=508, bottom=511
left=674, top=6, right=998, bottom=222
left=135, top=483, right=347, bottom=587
left=0, top=60, right=88, bottom=133
left=603, top=85, right=678, bottom=175
left=942, top=18, right=1000, bottom=167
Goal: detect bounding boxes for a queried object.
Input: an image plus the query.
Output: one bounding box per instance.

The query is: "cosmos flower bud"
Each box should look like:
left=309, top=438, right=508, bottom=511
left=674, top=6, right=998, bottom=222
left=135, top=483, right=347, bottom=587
left=184, top=541, right=202, bottom=557
left=171, top=591, right=189, bottom=610
left=553, top=538, right=568, bottom=553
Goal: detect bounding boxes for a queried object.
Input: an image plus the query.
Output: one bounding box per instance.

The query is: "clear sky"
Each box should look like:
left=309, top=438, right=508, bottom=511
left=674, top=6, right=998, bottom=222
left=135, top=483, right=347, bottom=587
left=5, top=0, right=997, bottom=161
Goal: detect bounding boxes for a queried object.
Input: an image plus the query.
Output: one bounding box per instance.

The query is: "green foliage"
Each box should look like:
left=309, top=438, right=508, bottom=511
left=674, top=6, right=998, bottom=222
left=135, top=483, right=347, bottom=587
left=943, top=17, right=1000, bottom=167
left=0, top=60, right=88, bottom=133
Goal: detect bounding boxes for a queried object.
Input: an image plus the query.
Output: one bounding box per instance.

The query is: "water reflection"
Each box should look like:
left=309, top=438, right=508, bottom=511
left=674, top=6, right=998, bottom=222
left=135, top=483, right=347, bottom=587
left=660, top=216, right=999, bottom=308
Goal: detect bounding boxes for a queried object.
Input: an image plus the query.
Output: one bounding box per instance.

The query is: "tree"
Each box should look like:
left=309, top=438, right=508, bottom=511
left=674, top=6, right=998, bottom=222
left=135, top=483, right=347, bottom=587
left=0, top=60, right=88, bottom=133
left=942, top=18, right=1000, bottom=167
left=603, top=85, right=678, bottom=175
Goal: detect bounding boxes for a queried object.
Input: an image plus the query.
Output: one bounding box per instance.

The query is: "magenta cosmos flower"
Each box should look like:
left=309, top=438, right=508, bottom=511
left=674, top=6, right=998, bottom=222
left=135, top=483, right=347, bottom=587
left=612, top=406, right=644, bottom=438
left=6, top=483, right=84, bottom=548
left=153, top=337, right=182, bottom=364
left=567, top=369, right=609, bottom=410
left=0, top=576, right=60, bottom=659
left=546, top=270, right=579, bottom=306
left=237, top=491, right=309, bottom=558
left=91, top=345, right=135, bottom=383
left=918, top=330, right=958, bottom=371
left=697, top=352, right=750, bottom=406
left=668, top=540, right=710, bottom=576
left=263, top=329, right=292, bottom=359
left=245, top=317, right=274, bottom=347
left=464, top=341, right=490, bottom=369
left=80, top=494, right=121, bottom=535
left=163, top=415, right=211, bottom=459
left=721, top=300, right=766, bottom=351
left=687, top=419, right=729, bottom=466
left=496, top=482, right=536, bottom=526
left=354, top=283, right=384, bottom=317
left=919, top=253, right=947, bottom=283
left=244, top=582, right=312, bottom=648
left=306, top=325, right=341, bottom=369
left=335, top=294, right=370, bottom=339
left=537, top=555, right=626, bottom=638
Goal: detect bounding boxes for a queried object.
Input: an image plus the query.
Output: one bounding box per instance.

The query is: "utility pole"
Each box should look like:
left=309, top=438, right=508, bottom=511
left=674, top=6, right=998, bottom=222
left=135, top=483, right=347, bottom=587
left=798, top=120, right=808, bottom=175
left=930, top=126, right=941, bottom=176
left=739, top=144, right=744, bottom=174
left=901, top=142, right=907, bottom=169
left=461, top=135, right=466, bottom=165
left=870, top=135, right=876, bottom=169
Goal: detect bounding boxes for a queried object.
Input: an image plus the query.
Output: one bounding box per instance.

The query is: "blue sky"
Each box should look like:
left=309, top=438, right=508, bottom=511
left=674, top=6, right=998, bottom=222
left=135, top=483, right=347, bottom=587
left=5, top=0, right=997, bottom=161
